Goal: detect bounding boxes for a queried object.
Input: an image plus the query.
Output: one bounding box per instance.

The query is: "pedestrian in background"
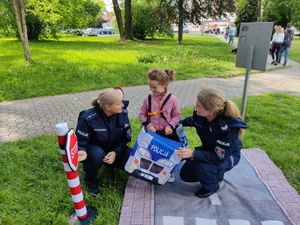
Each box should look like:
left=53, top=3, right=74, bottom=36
left=278, top=23, right=294, bottom=66
left=270, top=25, right=284, bottom=65
left=228, top=24, right=236, bottom=46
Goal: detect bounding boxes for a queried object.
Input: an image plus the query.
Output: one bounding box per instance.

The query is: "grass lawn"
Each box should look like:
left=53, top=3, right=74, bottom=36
left=0, top=35, right=243, bottom=102
left=0, top=93, right=299, bottom=224
left=290, top=38, right=300, bottom=63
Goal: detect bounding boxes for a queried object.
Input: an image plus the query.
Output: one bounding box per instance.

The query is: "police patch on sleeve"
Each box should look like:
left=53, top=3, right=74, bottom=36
left=215, top=146, right=225, bottom=160
left=127, top=128, right=132, bottom=139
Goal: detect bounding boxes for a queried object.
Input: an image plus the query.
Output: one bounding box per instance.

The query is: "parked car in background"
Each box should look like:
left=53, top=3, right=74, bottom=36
left=82, top=28, right=99, bottom=36
left=172, top=25, right=189, bottom=33
left=99, top=27, right=115, bottom=35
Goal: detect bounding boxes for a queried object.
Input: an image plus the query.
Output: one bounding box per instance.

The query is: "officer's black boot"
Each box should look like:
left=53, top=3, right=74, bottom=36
left=195, top=183, right=220, bottom=198
left=84, top=178, right=100, bottom=196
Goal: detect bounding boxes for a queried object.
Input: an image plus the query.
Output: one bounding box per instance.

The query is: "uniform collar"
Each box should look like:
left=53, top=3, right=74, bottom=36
left=192, top=112, right=229, bottom=133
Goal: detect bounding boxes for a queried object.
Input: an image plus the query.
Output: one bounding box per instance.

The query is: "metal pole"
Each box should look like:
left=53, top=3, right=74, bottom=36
left=241, top=44, right=254, bottom=119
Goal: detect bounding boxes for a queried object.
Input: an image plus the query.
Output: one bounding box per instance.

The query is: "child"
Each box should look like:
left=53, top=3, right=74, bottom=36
left=139, top=68, right=181, bottom=182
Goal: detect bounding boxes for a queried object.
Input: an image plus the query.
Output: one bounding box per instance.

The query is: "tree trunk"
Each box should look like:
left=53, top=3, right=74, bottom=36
left=112, top=0, right=125, bottom=40
left=125, top=0, right=133, bottom=40
left=177, top=0, right=184, bottom=44
left=12, top=0, right=32, bottom=62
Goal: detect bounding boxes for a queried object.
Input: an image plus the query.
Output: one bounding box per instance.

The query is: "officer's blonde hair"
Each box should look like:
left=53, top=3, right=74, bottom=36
left=197, top=88, right=244, bottom=137
left=91, top=88, right=121, bottom=108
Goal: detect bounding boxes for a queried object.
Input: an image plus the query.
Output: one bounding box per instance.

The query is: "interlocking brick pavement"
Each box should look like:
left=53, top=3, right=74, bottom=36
left=119, top=149, right=300, bottom=225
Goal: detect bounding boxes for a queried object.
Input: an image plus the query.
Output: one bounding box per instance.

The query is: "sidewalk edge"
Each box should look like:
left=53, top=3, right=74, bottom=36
left=243, top=148, right=300, bottom=225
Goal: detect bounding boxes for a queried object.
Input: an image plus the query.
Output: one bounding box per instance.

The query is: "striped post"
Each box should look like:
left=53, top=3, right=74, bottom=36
left=55, top=122, right=97, bottom=223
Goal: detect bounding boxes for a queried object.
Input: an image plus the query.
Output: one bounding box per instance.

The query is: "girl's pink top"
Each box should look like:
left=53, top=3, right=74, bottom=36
left=139, top=91, right=181, bottom=131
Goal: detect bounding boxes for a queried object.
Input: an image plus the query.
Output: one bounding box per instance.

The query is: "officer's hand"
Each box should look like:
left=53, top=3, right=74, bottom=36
left=148, top=125, right=156, bottom=132
left=176, top=147, right=194, bottom=159
left=78, top=150, right=87, bottom=161
left=164, top=126, right=173, bottom=135
left=103, top=151, right=116, bottom=164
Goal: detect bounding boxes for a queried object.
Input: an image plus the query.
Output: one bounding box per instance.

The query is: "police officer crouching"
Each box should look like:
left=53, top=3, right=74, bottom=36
left=176, top=88, right=247, bottom=198
left=76, top=88, right=132, bottom=196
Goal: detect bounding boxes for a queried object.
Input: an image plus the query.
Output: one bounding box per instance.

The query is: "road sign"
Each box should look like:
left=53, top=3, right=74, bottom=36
left=236, top=22, right=274, bottom=71
left=66, top=129, right=79, bottom=171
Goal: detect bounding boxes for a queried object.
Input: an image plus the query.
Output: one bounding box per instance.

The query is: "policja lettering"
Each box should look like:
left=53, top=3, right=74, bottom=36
left=150, top=144, right=169, bottom=158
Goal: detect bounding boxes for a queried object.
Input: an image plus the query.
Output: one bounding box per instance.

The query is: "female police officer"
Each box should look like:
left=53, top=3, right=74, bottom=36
left=177, top=88, right=247, bottom=198
left=76, top=88, right=132, bottom=195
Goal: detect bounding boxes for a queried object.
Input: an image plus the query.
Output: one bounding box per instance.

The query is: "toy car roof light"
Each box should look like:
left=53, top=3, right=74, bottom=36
left=138, top=147, right=151, bottom=159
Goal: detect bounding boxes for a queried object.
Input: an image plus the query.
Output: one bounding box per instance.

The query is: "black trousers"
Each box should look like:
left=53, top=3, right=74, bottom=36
left=82, top=144, right=131, bottom=185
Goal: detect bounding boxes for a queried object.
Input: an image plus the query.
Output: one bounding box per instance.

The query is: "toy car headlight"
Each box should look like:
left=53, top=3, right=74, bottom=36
left=157, top=159, right=174, bottom=168
left=138, top=147, right=151, bottom=159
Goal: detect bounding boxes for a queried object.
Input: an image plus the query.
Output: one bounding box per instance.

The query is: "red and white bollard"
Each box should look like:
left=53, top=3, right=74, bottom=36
left=55, top=122, right=97, bottom=224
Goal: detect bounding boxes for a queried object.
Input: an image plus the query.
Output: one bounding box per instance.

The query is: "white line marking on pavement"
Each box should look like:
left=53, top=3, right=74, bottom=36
left=195, top=218, right=217, bottom=225
left=229, top=219, right=251, bottom=225
left=163, top=216, right=184, bottom=225
left=261, top=221, right=284, bottom=225
left=209, top=193, right=221, bottom=205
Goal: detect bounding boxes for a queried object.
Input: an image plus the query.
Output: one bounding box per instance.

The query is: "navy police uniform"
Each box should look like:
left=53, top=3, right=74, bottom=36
left=180, top=110, right=247, bottom=191
left=75, top=101, right=132, bottom=186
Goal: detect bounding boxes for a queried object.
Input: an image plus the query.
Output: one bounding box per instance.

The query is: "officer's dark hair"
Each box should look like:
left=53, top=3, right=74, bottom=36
left=197, top=88, right=244, bottom=137
left=147, top=68, right=175, bottom=86
left=91, top=88, right=122, bottom=109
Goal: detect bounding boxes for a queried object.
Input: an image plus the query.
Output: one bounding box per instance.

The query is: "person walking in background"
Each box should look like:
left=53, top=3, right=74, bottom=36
left=278, top=23, right=294, bottom=66
left=224, top=26, right=230, bottom=40
left=176, top=88, right=247, bottom=198
left=139, top=68, right=181, bottom=182
left=76, top=88, right=132, bottom=196
left=270, top=25, right=284, bottom=65
left=228, top=24, right=236, bottom=46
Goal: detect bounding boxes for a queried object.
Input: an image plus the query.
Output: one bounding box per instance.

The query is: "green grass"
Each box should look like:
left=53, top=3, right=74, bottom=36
left=0, top=35, right=243, bottom=102
left=241, top=93, right=300, bottom=193
left=0, top=93, right=299, bottom=224
left=290, top=38, right=300, bottom=63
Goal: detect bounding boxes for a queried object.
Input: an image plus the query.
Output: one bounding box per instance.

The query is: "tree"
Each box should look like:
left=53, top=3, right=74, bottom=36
left=177, top=0, right=184, bottom=44
left=262, top=0, right=291, bottom=27
left=125, top=0, right=133, bottom=39
left=12, top=0, right=32, bottom=62
left=262, top=0, right=300, bottom=28
left=131, top=0, right=175, bottom=40
left=0, top=0, right=16, bottom=37
left=175, top=0, right=235, bottom=44
left=112, top=0, right=125, bottom=40
left=1, top=0, right=103, bottom=40
left=235, top=0, right=258, bottom=35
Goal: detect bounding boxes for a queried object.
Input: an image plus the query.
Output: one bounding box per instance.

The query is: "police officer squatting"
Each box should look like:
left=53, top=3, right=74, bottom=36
left=75, top=87, right=247, bottom=198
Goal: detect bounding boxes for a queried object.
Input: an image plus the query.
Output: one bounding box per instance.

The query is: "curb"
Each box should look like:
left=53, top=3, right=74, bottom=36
left=243, top=148, right=300, bottom=225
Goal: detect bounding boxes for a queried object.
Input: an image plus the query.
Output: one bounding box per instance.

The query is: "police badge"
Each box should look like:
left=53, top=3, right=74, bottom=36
left=215, top=146, right=225, bottom=160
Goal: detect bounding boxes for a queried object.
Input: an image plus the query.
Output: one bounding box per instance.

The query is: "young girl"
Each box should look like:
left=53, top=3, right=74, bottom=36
left=139, top=68, right=181, bottom=182
left=139, top=68, right=180, bottom=140
left=177, top=88, right=247, bottom=197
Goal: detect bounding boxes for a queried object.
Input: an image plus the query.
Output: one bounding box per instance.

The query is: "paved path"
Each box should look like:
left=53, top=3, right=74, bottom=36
left=0, top=59, right=299, bottom=143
